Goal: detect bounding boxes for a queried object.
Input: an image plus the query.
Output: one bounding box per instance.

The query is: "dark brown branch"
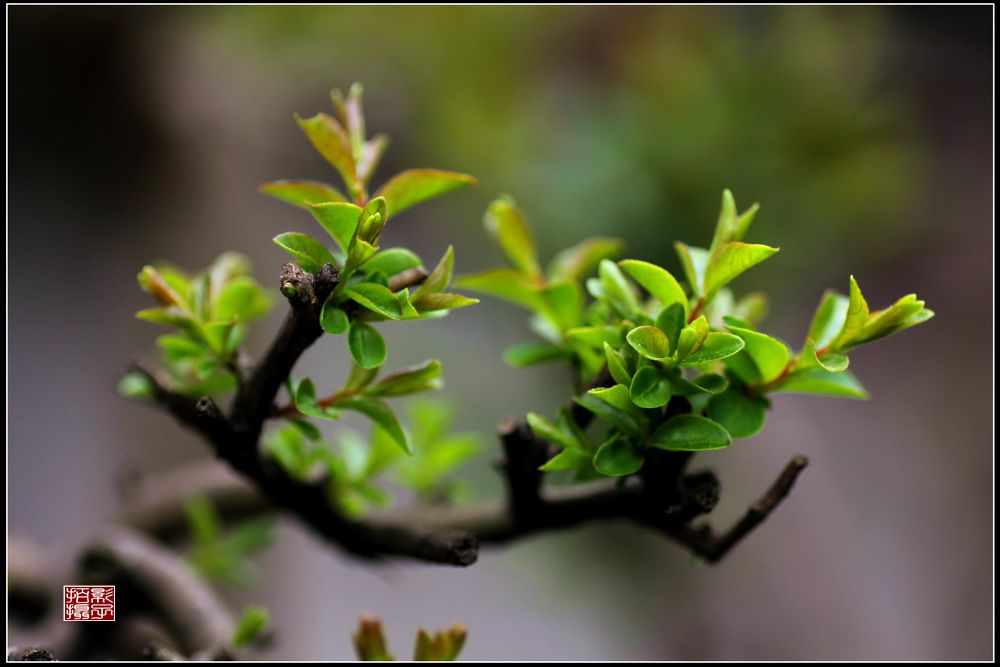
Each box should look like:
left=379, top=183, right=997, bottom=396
left=130, top=261, right=807, bottom=567
left=133, top=263, right=478, bottom=566
left=78, top=528, right=235, bottom=655
left=674, top=455, right=809, bottom=562
left=229, top=262, right=339, bottom=439
left=6, top=647, right=56, bottom=661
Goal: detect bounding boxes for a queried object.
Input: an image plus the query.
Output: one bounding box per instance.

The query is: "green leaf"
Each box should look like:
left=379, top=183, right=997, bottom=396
left=806, top=290, right=849, bottom=349
left=260, top=180, right=347, bottom=208
left=651, top=415, right=732, bottom=452
left=675, top=316, right=710, bottom=360
left=138, top=266, right=186, bottom=308
left=343, top=361, right=380, bottom=392
left=539, top=448, right=594, bottom=473
left=136, top=306, right=193, bottom=329
left=265, top=424, right=309, bottom=477
left=309, top=202, right=362, bottom=253
left=574, top=391, right=642, bottom=438
left=367, top=359, right=442, bottom=397
left=345, top=282, right=403, bottom=320
left=527, top=412, right=579, bottom=451
left=331, top=83, right=366, bottom=161
left=619, top=260, right=688, bottom=315
left=348, top=322, right=387, bottom=369
left=117, top=371, right=154, bottom=399
left=455, top=268, right=544, bottom=312
left=629, top=366, right=671, bottom=409
left=732, top=291, right=770, bottom=325
left=852, top=294, right=932, bottom=346
left=680, top=332, right=745, bottom=366
left=412, top=292, right=479, bottom=313
left=668, top=372, right=729, bottom=396
left=626, top=325, right=671, bottom=361
left=233, top=606, right=270, bottom=648
left=603, top=341, right=633, bottom=386
left=707, top=390, right=767, bottom=438
left=832, top=276, right=870, bottom=350
left=320, top=303, right=350, bottom=334
left=213, top=277, right=270, bottom=322
left=709, top=189, right=760, bottom=254
left=702, top=242, right=779, bottom=300
left=345, top=240, right=379, bottom=276
left=598, top=259, right=640, bottom=318
left=273, top=233, right=336, bottom=273
left=483, top=196, right=539, bottom=276
left=503, top=342, right=572, bottom=367
left=541, top=281, right=584, bottom=331
left=338, top=397, right=411, bottom=453
left=566, top=326, right=623, bottom=349
left=674, top=242, right=710, bottom=295
left=725, top=325, right=790, bottom=383
left=412, top=245, right=454, bottom=300
left=593, top=435, right=644, bottom=477
left=775, top=368, right=869, bottom=399
left=655, top=303, right=686, bottom=356
left=376, top=169, right=476, bottom=217
left=801, top=340, right=849, bottom=373
left=547, top=237, right=624, bottom=282
left=295, top=112, right=357, bottom=195
left=362, top=248, right=423, bottom=278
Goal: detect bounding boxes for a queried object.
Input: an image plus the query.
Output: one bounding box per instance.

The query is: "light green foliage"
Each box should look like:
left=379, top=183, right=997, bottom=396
left=183, top=495, right=277, bottom=588
left=471, top=188, right=931, bottom=480
left=353, top=616, right=467, bottom=662
left=129, top=253, right=271, bottom=398
left=265, top=398, right=478, bottom=517
left=233, top=606, right=271, bottom=648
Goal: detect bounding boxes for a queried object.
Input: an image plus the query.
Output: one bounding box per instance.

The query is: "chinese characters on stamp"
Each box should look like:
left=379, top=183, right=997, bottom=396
left=64, top=585, right=115, bottom=621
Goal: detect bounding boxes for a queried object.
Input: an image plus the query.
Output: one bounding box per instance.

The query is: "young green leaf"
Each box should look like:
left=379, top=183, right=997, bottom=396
left=117, top=371, right=154, bottom=399
left=603, top=341, right=633, bottom=386
left=774, top=368, right=869, bottom=399
left=503, top=342, right=572, bottom=368
left=651, top=415, right=732, bottom=452
left=345, top=282, right=404, bottom=320
left=629, top=366, right=671, bottom=409
left=309, top=202, right=362, bottom=253
left=574, top=391, right=642, bottom=438
left=675, top=315, right=710, bottom=360
left=674, top=242, right=710, bottom=296
left=355, top=197, right=388, bottom=245
left=619, top=260, right=688, bottom=315
left=707, top=389, right=767, bottom=438
left=655, top=303, right=686, bottom=356
left=709, top=189, right=759, bottom=254
left=483, top=196, right=539, bottom=276
left=138, top=266, right=186, bottom=308
left=725, top=325, right=790, bottom=383
left=260, top=180, right=347, bottom=208
left=375, top=169, right=476, bottom=217
left=539, top=448, right=594, bottom=473
left=412, top=292, right=479, bottom=313
left=547, top=237, right=624, bottom=282
left=455, top=268, right=545, bottom=311
left=527, top=412, right=579, bottom=451
left=807, top=290, right=849, bottom=349
left=566, top=326, right=623, bottom=349
left=295, top=112, right=358, bottom=196
left=233, top=606, right=270, bottom=648
left=593, top=435, right=644, bottom=477
left=273, top=233, right=336, bottom=273
left=626, top=325, right=671, bottom=361
left=702, top=242, right=779, bottom=300
left=320, top=302, right=350, bottom=334
left=362, top=248, right=423, bottom=278
left=367, top=359, right=442, bottom=397
left=348, top=322, right=387, bottom=369
left=679, top=332, right=745, bottom=366
left=412, top=245, right=454, bottom=301
left=598, top=259, right=641, bottom=318
left=338, top=397, right=411, bottom=453
left=832, top=275, right=869, bottom=351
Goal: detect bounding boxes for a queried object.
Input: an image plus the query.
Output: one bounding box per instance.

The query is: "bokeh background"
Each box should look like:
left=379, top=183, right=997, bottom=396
left=9, top=5, right=992, bottom=660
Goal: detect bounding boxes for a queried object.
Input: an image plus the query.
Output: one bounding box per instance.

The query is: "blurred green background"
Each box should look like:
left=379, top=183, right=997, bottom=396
left=9, top=5, right=992, bottom=660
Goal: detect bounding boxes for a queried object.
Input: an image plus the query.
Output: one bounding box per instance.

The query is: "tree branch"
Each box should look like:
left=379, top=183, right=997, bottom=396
left=132, top=264, right=479, bottom=566
left=129, top=261, right=808, bottom=568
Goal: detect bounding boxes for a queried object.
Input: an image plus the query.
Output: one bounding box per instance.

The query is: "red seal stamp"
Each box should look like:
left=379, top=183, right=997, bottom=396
left=63, top=585, right=115, bottom=621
